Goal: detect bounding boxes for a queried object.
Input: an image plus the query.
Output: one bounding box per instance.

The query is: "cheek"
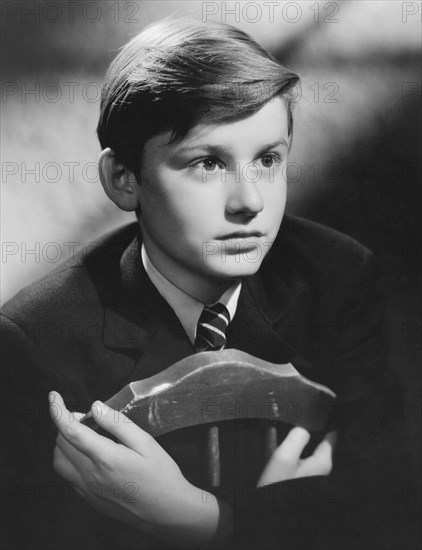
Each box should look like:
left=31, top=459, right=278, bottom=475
left=263, top=180, right=287, bottom=218
left=142, top=185, right=218, bottom=243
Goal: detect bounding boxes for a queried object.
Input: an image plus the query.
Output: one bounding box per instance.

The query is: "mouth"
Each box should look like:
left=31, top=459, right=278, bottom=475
left=214, top=231, right=264, bottom=255
left=216, top=231, right=264, bottom=240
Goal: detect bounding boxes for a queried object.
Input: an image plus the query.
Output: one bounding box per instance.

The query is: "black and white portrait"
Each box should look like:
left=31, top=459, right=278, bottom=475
left=1, top=2, right=420, bottom=549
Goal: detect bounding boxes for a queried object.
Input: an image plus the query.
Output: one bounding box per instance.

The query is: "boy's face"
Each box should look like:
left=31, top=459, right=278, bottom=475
left=136, top=96, right=289, bottom=300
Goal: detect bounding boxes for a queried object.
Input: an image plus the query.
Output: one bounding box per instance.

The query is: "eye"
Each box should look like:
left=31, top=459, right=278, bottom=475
left=260, top=153, right=281, bottom=169
left=202, top=158, right=220, bottom=173
left=190, top=157, right=223, bottom=175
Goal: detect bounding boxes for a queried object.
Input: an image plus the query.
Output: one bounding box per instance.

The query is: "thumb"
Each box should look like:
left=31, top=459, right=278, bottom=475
left=91, top=401, right=157, bottom=456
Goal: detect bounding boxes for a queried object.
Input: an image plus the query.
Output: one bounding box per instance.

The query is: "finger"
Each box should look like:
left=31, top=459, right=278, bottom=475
left=312, top=430, right=337, bottom=460
left=256, top=427, right=311, bottom=487
left=55, top=432, right=95, bottom=473
left=49, top=391, right=116, bottom=462
left=48, top=391, right=83, bottom=427
left=53, top=446, right=102, bottom=506
left=256, top=455, right=291, bottom=487
left=48, top=392, right=86, bottom=432
left=297, top=431, right=337, bottom=477
left=90, top=401, right=156, bottom=456
left=305, top=430, right=336, bottom=471
left=53, top=444, right=84, bottom=487
left=272, top=426, right=311, bottom=464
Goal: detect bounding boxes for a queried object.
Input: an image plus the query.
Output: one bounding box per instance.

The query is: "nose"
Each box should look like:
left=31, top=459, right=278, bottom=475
left=225, top=178, right=264, bottom=217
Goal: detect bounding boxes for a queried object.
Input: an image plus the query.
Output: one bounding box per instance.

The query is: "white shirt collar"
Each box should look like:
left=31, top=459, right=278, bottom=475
left=141, top=244, right=242, bottom=345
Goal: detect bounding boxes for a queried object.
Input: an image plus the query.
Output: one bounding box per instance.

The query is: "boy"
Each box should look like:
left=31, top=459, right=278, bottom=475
left=1, top=17, right=402, bottom=550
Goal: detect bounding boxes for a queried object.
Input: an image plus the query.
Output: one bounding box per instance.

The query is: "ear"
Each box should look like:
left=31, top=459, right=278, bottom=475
left=98, top=148, right=139, bottom=212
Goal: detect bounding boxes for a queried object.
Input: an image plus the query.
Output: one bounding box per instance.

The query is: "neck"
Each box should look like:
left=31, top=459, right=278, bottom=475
left=142, top=239, right=232, bottom=305
left=176, top=276, right=231, bottom=305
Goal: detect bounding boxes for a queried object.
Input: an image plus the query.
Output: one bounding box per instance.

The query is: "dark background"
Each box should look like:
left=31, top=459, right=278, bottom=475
left=1, top=1, right=420, bottom=545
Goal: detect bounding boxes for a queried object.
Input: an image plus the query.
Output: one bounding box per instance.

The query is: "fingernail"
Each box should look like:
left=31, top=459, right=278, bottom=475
left=48, top=391, right=56, bottom=404
left=92, top=400, right=108, bottom=420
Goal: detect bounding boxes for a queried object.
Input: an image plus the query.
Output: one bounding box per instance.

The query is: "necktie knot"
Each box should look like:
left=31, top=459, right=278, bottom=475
left=195, top=302, right=230, bottom=352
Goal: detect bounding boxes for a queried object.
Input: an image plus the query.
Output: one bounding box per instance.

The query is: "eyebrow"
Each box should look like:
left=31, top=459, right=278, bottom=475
left=175, top=138, right=289, bottom=156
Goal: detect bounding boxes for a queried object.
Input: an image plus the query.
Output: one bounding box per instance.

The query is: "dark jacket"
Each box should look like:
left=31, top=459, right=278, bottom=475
left=0, top=215, right=404, bottom=550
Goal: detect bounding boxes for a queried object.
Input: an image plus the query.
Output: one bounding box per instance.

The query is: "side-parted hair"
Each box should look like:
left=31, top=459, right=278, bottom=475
left=97, top=17, right=300, bottom=173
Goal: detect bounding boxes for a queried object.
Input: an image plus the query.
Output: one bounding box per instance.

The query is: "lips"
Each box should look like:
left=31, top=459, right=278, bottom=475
left=216, top=231, right=263, bottom=240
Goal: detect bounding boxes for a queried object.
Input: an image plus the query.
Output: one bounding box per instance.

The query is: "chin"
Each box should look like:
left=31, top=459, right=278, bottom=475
left=204, top=255, right=264, bottom=280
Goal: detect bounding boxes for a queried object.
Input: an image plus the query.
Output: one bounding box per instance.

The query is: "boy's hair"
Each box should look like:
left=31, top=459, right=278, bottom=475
left=97, top=17, right=300, bottom=173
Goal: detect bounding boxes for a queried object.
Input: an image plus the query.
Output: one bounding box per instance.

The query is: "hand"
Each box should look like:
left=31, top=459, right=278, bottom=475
left=48, top=391, right=232, bottom=549
left=256, top=427, right=337, bottom=488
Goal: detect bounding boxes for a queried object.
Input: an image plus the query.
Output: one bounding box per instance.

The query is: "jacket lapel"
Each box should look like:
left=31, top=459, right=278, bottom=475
left=102, top=230, right=194, bottom=381
left=228, top=256, right=315, bottom=377
left=227, top=273, right=296, bottom=362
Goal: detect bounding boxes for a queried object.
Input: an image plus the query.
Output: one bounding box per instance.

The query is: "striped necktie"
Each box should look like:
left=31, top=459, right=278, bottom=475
left=194, top=302, right=230, bottom=352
